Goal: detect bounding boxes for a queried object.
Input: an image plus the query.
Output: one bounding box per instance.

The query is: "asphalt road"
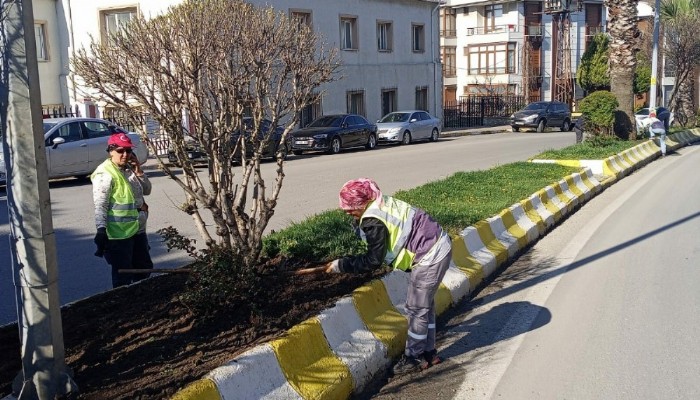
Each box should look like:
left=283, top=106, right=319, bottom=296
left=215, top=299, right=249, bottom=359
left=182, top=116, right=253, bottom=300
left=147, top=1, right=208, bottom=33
left=0, top=130, right=575, bottom=325
left=369, top=144, right=700, bottom=399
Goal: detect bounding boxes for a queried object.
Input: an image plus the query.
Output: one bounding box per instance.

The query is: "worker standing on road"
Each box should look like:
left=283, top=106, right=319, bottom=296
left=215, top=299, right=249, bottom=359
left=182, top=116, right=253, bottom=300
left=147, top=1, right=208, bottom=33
left=641, top=109, right=667, bottom=156
left=91, top=133, right=153, bottom=288
left=323, top=178, right=452, bottom=376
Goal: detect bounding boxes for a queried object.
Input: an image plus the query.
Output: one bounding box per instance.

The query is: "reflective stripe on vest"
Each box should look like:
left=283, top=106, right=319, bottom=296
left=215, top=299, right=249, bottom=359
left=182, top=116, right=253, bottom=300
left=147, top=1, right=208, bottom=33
left=361, top=195, right=416, bottom=271
left=91, top=159, right=139, bottom=240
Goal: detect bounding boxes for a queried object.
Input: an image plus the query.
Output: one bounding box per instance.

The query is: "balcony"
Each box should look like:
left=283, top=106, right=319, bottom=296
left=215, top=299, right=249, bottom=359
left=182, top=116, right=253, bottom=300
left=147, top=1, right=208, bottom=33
left=440, top=29, right=457, bottom=38
left=466, top=24, right=518, bottom=36
left=585, top=25, right=604, bottom=37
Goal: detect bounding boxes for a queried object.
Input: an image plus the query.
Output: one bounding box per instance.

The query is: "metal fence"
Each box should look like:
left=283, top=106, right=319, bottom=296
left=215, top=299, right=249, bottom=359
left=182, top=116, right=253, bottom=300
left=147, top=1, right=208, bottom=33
left=42, top=105, right=80, bottom=119
left=443, top=95, right=526, bottom=129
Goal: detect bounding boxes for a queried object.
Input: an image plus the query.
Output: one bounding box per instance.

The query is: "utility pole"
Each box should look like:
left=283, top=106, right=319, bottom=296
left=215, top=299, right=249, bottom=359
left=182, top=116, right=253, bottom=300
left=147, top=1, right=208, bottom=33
left=1, top=0, right=77, bottom=398
left=649, top=0, right=661, bottom=110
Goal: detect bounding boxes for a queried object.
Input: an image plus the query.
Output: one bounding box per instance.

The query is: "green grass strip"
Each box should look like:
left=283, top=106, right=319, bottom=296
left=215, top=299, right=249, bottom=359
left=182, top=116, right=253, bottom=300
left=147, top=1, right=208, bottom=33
left=534, top=140, right=645, bottom=160
left=262, top=162, right=576, bottom=261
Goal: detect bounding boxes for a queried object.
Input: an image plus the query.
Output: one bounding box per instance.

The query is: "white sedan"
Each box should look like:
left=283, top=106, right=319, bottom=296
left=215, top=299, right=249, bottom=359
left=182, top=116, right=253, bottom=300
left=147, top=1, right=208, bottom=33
left=376, top=110, right=440, bottom=145
left=635, top=107, right=674, bottom=131
left=0, top=117, right=148, bottom=185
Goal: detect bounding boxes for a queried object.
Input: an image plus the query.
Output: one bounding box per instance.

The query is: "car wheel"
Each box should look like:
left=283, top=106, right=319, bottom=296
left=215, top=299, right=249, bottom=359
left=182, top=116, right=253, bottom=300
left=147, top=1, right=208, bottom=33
left=401, top=131, right=411, bottom=145
left=366, top=134, right=377, bottom=150
left=430, top=128, right=439, bottom=142
left=561, top=119, right=571, bottom=132
left=536, top=119, right=546, bottom=133
left=512, top=126, right=520, bottom=132
left=292, top=149, right=304, bottom=156
left=329, top=137, right=342, bottom=154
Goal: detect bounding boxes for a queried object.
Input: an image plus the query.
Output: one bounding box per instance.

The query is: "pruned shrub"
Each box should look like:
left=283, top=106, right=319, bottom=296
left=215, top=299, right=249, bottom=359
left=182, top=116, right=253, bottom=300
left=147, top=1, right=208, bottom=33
left=579, top=91, right=619, bottom=137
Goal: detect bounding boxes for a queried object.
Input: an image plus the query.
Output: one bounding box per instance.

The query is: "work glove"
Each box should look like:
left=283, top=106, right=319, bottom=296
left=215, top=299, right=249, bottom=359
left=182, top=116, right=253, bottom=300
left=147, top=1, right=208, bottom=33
left=94, top=227, right=108, bottom=257
left=325, top=259, right=341, bottom=274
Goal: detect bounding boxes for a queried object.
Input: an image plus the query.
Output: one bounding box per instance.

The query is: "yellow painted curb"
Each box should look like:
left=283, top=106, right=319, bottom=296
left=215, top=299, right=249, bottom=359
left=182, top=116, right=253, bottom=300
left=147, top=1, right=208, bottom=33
left=474, top=220, right=508, bottom=265
left=352, top=280, right=407, bottom=358
left=435, top=283, right=453, bottom=316
left=171, top=379, right=221, bottom=400
left=450, top=237, right=484, bottom=290
left=270, top=318, right=353, bottom=400
left=499, top=209, right=529, bottom=249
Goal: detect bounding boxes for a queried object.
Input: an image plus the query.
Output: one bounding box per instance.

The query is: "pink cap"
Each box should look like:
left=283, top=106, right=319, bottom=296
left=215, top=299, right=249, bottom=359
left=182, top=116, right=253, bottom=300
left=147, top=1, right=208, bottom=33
left=107, top=133, right=134, bottom=148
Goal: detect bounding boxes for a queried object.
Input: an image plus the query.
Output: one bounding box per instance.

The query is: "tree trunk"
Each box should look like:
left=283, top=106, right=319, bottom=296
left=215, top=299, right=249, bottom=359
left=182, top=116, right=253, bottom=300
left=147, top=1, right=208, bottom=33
left=605, top=0, right=640, bottom=140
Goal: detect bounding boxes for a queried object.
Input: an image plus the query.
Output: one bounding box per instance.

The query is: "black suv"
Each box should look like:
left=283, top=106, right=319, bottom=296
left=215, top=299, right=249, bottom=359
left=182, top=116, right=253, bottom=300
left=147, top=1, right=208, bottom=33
left=511, top=101, right=573, bottom=133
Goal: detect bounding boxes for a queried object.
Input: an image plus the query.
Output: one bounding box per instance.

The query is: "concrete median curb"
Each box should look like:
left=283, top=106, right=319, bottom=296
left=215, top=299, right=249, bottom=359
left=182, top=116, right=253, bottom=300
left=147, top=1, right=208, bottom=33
left=172, top=129, right=700, bottom=400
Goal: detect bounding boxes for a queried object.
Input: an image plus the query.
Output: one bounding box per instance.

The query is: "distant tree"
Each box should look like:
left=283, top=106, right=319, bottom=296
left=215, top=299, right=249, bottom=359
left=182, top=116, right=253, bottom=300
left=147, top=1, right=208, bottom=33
left=576, top=33, right=610, bottom=94
left=634, top=52, right=651, bottom=97
left=660, top=0, right=700, bottom=127
left=73, top=0, right=340, bottom=270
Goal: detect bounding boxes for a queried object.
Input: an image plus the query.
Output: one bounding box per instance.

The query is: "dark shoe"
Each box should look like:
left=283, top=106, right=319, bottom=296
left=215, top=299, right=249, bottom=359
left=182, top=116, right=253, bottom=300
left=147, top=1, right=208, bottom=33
left=393, top=354, right=428, bottom=376
left=423, top=349, right=442, bottom=367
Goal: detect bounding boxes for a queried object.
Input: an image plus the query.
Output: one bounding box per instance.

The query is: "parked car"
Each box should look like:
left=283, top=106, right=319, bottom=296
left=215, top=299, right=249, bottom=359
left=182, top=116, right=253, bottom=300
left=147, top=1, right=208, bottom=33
left=511, top=101, right=573, bottom=133
left=0, top=118, right=148, bottom=184
left=167, top=117, right=289, bottom=166
left=376, top=110, right=440, bottom=144
left=635, top=107, right=674, bottom=132
left=290, top=114, right=377, bottom=155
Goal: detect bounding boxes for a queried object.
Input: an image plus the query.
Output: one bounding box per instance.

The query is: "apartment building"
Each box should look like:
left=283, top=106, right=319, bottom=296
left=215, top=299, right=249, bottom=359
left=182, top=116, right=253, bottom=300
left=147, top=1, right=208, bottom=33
left=31, top=0, right=442, bottom=127
left=440, top=0, right=606, bottom=106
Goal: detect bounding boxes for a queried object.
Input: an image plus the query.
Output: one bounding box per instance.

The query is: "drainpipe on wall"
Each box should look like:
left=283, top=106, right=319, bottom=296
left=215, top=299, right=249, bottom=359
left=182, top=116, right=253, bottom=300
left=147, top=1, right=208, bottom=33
left=431, top=1, right=443, bottom=124
left=61, top=0, right=77, bottom=108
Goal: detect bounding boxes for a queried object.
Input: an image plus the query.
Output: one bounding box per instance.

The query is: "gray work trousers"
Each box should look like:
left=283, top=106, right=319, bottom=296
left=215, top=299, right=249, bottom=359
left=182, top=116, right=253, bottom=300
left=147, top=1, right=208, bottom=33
left=404, top=249, right=452, bottom=357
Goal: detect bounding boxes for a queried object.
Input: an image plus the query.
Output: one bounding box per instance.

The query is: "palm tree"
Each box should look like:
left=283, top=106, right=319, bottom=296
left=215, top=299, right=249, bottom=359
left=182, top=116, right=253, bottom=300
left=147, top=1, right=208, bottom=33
left=604, top=0, right=640, bottom=139
left=660, top=0, right=700, bottom=127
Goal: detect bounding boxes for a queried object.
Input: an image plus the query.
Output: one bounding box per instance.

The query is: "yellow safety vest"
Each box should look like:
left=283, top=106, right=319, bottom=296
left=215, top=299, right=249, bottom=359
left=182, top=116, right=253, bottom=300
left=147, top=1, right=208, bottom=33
left=91, top=159, right=139, bottom=240
left=361, top=195, right=416, bottom=271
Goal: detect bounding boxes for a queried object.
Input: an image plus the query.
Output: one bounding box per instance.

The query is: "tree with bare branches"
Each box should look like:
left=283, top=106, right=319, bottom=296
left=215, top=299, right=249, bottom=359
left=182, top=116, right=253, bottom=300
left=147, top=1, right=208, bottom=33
left=660, top=0, right=700, bottom=127
left=73, top=0, right=339, bottom=271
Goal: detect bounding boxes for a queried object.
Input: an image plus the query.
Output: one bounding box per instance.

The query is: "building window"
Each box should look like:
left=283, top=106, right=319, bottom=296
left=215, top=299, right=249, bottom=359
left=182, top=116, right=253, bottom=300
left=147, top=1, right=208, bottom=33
left=381, top=88, right=397, bottom=116
left=467, top=43, right=517, bottom=74
left=412, top=24, right=425, bottom=52
left=441, top=46, right=457, bottom=77
left=340, top=15, right=358, bottom=50
left=440, top=8, right=456, bottom=37
left=291, top=9, right=312, bottom=29
left=415, top=86, right=428, bottom=111
left=377, top=21, right=393, bottom=52
left=34, top=22, right=48, bottom=61
left=299, top=94, right=322, bottom=128
left=484, top=5, right=503, bottom=33
left=347, top=89, right=365, bottom=116
left=101, top=7, right=137, bottom=43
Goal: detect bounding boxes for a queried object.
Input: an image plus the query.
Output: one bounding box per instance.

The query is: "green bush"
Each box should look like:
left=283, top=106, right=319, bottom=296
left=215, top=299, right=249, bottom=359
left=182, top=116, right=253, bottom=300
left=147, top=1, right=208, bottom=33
left=158, top=227, right=262, bottom=317
left=579, top=91, right=619, bottom=137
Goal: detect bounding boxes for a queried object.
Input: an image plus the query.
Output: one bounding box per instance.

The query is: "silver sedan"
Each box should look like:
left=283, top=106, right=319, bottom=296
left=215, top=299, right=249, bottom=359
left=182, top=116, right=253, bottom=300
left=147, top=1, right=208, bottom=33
left=1, top=117, right=148, bottom=184
left=376, top=110, right=440, bottom=145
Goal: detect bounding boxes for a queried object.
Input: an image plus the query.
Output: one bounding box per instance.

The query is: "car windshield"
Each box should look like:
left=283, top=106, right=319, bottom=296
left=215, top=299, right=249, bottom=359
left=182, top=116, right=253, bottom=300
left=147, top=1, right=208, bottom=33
left=636, top=109, right=649, bottom=116
left=523, top=102, right=548, bottom=111
left=379, top=113, right=410, bottom=123
left=43, top=123, right=57, bottom=134
left=308, top=116, right=343, bottom=128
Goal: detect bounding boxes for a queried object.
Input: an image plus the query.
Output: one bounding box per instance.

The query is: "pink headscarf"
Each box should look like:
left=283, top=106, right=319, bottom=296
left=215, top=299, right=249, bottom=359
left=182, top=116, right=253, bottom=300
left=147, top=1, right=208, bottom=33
left=339, top=178, right=383, bottom=211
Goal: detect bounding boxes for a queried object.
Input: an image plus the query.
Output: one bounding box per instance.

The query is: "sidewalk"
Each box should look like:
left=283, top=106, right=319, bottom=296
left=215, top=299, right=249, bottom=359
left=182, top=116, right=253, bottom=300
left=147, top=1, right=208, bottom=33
left=441, top=124, right=512, bottom=138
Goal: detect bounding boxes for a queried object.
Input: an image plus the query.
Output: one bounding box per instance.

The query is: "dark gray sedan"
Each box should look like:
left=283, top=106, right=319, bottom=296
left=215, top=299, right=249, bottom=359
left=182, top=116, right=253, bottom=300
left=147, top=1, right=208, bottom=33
left=290, top=114, right=377, bottom=155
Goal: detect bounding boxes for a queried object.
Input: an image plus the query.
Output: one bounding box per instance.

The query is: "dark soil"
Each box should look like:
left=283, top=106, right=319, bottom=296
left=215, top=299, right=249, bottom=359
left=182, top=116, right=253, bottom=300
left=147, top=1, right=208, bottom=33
left=0, top=260, right=386, bottom=399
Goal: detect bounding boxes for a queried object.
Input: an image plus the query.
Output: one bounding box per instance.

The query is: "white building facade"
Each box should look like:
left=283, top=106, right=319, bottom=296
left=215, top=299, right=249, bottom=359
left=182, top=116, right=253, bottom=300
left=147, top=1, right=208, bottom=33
left=440, top=0, right=606, bottom=106
left=33, top=0, right=443, bottom=127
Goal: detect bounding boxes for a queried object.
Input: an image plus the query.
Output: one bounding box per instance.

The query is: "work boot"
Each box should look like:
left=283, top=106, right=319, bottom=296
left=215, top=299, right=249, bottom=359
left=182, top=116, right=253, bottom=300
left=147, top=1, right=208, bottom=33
left=423, top=349, right=442, bottom=367
left=392, top=354, right=428, bottom=376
